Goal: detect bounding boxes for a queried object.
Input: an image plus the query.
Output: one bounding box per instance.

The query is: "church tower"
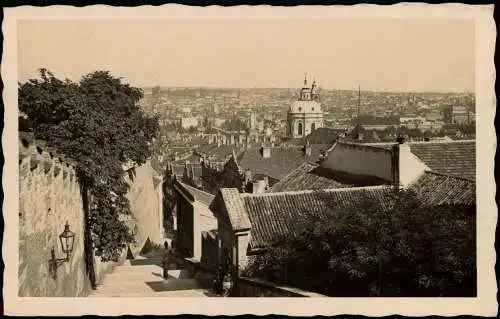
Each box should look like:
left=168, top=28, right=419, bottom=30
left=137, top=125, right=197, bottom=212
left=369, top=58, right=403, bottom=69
left=286, top=74, right=324, bottom=138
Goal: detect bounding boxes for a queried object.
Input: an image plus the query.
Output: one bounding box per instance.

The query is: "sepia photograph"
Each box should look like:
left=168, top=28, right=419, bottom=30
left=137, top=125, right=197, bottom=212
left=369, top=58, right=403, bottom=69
left=2, top=3, right=497, bottom=317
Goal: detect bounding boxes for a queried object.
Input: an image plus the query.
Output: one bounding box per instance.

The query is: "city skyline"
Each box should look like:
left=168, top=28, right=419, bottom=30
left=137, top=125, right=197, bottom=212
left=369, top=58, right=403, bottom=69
left=18, top=19, right=474, bottom=93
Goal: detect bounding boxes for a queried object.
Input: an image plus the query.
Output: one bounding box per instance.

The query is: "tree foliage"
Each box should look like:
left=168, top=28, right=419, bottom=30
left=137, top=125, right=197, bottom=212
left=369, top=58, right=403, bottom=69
left=19, top=68, right=160, bottom=261
left=243, top=189, right=476, bottom=297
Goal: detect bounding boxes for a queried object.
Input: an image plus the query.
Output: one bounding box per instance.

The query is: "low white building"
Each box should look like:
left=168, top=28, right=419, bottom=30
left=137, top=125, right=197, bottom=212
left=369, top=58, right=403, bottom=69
left=180, top=117, right=198, bottom=129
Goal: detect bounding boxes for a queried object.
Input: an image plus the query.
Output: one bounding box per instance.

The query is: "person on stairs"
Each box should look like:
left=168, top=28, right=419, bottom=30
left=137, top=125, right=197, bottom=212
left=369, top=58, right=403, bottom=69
left=214, top=265, right=224, bottom=295
left=162, top=241, right=171, bottom=280
left=222, top=271, right=233, bottom=297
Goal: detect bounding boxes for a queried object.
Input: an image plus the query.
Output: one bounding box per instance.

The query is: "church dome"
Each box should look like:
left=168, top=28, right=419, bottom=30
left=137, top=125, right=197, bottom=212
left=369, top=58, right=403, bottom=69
left=289, top=100, right=323, bottom=114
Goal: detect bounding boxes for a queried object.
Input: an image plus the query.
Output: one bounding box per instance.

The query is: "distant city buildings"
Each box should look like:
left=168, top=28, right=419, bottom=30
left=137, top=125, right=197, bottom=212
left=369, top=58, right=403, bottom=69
left=180, top=116, right=198, bottom=129
left=443, top=105, right=473, bottom=124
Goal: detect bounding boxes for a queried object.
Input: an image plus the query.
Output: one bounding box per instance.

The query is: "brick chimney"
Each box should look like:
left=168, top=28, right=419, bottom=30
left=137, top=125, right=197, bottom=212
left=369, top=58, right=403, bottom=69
left=261, top=144, right=271, bottom=158
left=252, top=177, right=269, bottom=193
left=392, top=135, right=427, bottom=189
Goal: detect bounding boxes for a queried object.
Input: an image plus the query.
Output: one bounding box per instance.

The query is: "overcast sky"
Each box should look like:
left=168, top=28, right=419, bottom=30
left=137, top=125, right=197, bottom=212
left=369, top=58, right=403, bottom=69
left=18, top=19, right=474, bottom=92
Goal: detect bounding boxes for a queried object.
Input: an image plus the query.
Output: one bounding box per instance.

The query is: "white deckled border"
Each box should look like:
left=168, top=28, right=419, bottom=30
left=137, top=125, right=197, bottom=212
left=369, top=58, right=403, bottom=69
left=2, top=3, right=496, bottom=317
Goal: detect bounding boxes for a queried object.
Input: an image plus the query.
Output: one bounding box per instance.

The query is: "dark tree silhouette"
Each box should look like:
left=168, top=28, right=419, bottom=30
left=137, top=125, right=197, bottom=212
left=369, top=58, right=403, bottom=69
left=19, top=69, right=160, bottom=261
left=243, top=189, right=476, bottom=297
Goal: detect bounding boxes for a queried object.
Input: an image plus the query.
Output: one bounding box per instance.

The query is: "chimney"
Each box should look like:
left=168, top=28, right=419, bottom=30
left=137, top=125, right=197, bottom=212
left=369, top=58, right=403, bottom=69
left=184, top=161, right=190, bottom=179
left=261, top=144, right=271, bottom=158
left=392, top=136, right=415, bottom=189
left=303, top=141, right=312, bottom=157
left=244, top=169, right=253, bottom=191
left=251, top=178, right=268, bottom=194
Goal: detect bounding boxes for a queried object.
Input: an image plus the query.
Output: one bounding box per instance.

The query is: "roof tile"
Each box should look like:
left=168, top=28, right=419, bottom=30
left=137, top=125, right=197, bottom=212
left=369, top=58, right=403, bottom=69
left=238, top=145, right=330, bottom=181
left=409, top=171, right=476, bottom=206
left=241, top=186, right=395, bottom=249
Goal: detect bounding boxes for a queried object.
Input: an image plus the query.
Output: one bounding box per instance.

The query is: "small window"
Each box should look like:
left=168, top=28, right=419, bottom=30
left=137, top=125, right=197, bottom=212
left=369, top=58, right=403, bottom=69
left=298, top=107, right=302, bottom=112
left=312, top=107, right=315, bottom=111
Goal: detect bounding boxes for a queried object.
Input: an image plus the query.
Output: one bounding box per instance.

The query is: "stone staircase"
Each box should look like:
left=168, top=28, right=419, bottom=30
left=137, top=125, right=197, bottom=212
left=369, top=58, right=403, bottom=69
left=89, top=252, right=217, bottom=297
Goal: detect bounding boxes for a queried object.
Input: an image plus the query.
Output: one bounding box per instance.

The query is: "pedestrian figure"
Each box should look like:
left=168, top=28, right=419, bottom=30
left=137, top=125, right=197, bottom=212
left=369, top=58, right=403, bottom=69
left=222, top=272, right=233, bottom=297
left=214, top=265, right=224, bottom=295
left=162, top=241, right=170, bottom=280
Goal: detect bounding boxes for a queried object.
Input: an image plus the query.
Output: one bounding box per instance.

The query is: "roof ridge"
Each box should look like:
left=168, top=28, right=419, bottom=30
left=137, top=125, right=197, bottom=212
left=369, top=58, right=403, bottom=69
left=422, top=170, right=476, bottom=182
left=408, top=139, right=476, bottom=145
left=242, top=184, right=390, bottom=197
left=272, top=161, right=317, bottom=184
left=178, top=181, right=216, bottom=200
left=337, top=141, right=393, bottom=152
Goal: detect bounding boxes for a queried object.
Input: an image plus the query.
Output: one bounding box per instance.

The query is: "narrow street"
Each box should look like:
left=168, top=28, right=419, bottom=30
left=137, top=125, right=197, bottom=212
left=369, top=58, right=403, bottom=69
left=89, top=251, right=217, bottom=297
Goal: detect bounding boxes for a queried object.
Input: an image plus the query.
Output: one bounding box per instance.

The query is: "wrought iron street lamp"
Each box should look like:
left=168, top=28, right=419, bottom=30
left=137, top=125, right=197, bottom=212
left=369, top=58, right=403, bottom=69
left=59, top=221, right=76, bottom=261
left=49, top=221, right=76, bottom=279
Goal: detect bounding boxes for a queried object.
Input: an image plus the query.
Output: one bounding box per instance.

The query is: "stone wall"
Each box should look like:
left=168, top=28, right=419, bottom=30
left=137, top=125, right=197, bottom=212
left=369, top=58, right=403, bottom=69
left=125, top=160, right=164, bottom=255
left=18, top=140, right=90, bottom=297
left=19, top=139, right=164, bottom=296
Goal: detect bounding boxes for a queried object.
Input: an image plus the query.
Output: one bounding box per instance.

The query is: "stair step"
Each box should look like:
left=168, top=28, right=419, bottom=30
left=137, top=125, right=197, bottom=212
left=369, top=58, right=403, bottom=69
left=88, top=252, right=206, bottom=298
left=89, top=289, right=215, bottom=297
left=92, top=279, right=200, bottom=295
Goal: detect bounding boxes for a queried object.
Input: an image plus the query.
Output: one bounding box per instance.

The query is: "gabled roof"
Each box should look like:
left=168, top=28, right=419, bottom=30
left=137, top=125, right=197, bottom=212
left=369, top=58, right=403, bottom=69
left=241, top=186, right=395, bottom=250
left=409, top=171, right=475, bottom=206
left=177, top=181, right=215, bottom=205
left=210, top=188, right=251, bottom=232
left=196, top=144, right=242, bottom=161
left=270, top=162, right=353, bottom=192
left=237, top=145, right=329, bottom=181
left=212, top=170, right=476, bottom=252
left=408, top=141, right=475, bottom=180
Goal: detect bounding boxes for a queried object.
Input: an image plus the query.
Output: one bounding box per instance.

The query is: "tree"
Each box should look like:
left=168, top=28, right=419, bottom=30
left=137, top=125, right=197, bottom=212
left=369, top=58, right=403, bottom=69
left=19, top=69, right=160, bottom=262
left=243, top=189, right=476, bottom=297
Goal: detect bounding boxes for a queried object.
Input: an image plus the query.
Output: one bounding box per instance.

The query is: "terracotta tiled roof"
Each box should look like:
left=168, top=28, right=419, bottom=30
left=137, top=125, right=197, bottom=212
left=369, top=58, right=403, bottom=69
left=210, top=145, right=241, bottom=161
left=241, top=186, right=395, bottom=250
left=237, top=145, right=329, bottom=181
left=410, top=171, right=476, bottom=206
left=212, top=188, right=251, bottom=231
left=358, top=140, right=476, bottom=180
left=286, top=128, right=345, bottom=145
left=409, top=141, right=476, bottom=180
left=196, top=144, right=217, bottom=155
left=169, top=164, right=185, bottom=177
left=196, top=144, right=242, bottom=162
left=270, top=162, right=353, bottom=192
left=172, top=153, right=202, bottom=164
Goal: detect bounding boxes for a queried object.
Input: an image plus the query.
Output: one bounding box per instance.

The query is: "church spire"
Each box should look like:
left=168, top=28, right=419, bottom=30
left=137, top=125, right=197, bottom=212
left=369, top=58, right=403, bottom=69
left=304, top=73, right=308, bottom=86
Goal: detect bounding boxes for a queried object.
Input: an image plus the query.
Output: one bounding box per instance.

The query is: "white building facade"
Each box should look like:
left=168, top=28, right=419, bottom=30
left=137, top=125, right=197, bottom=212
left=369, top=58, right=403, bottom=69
left=286, top=76, right=324, bottom=138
